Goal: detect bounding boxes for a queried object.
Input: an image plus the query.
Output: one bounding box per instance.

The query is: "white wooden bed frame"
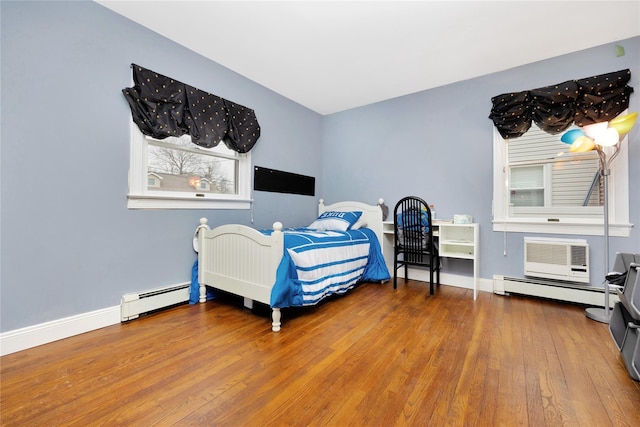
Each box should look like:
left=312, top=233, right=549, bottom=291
left=197, top=199, right=385, bottom=331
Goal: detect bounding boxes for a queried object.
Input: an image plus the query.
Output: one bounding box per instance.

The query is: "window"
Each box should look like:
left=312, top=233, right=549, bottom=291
left=128, top=124, right=252, bottom=209
left=506, top=126, right=602, bottom=214
left=510, top=165, right=545, bottom=207
left=493, top=124, right=631, bottom=237
left=147, top=174, right=161, bottom=188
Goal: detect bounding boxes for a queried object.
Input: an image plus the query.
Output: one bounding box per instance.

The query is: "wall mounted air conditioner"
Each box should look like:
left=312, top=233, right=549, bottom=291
left=524, top=237, right=589, bottom=283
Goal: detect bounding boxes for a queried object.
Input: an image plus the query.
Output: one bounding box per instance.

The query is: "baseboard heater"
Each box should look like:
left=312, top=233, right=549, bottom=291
left=121, top=283, right=190, bottom=321
left=493, top=275, right=618, bottom=308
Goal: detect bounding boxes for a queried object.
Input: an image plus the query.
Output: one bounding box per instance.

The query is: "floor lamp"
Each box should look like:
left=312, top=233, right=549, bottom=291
left=561, top=112, right=637, bottom=324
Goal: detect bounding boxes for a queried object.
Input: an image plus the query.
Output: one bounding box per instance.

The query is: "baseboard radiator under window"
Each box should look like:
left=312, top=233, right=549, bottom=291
left=493, top=275, right=617, bottom=308
left=121, top=283, right=190, bottom=321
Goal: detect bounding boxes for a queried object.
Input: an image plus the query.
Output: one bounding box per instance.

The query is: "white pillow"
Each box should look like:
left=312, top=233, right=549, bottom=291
left=350, top=219, right=368, bottom=230
left=308, top=211, right=362, bottom=231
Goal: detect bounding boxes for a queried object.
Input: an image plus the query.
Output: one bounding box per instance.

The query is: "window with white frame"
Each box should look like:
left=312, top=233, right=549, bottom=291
left=493, top=124, right=631, bottom=237
left=128, top=124, right=252, bottom=209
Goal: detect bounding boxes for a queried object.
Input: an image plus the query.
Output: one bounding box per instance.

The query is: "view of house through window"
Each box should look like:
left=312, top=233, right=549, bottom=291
left=128, top=125, right=252, bottom=209
left=147, top=135, right=237, bottom=195
left=507, top=125, right=601, bottom=215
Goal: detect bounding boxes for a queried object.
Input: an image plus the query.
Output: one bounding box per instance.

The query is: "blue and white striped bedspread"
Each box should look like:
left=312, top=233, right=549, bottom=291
left=264, top=227, right=390, bottom=308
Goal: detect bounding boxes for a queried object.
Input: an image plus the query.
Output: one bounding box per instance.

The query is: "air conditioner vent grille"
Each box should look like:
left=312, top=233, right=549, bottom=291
left=526, top=244, right=567, bottom=265
left=571, top=246, right=587, bottom=266
left=524, top=237, right=589, bottom=283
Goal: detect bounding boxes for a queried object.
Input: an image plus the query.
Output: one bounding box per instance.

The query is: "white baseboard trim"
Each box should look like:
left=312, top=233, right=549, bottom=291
left=0, top=305, right=120, bottom=356
left=400, top=268, right=493, bottom=294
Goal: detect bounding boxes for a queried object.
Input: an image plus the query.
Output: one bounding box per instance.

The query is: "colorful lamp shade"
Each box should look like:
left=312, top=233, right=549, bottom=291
left=561, top=111, right=636, bottom=153
left=560, top=129, right=586, bottom=144
left=596, top=127, right=620, bottom=147
left=568, top=135, right=596, bottom=152
left=583, top=121, right=609, bottom=140
left=609, top=112, right=638, bottom=137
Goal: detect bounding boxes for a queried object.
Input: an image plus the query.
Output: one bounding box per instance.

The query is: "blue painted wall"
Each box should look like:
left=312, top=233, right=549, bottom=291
left=322, top=37, right=640, bottom=282
left=1, top=1, right=638, bottom=333
left=1, top=1, right=322, bottom=332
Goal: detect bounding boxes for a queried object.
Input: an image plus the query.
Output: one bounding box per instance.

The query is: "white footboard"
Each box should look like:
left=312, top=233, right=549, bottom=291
left=198, top=220, right=284, bottom=331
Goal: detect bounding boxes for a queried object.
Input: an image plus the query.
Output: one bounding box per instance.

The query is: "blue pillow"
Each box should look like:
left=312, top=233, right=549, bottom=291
left=308, top=211, right=362, bottom=231
left=397, top=208, right=429, bottom=232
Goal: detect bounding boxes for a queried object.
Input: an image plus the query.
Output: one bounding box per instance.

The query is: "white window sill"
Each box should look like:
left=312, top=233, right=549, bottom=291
left=492, top=219, right=632, bottom=237
left=127, top=195, right=253, bottom=210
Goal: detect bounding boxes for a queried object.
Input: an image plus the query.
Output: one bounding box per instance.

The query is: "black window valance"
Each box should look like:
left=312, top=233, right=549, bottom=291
left=122, top=64, right=260, bottom=153
left=489, top=69, right=633, bottom=139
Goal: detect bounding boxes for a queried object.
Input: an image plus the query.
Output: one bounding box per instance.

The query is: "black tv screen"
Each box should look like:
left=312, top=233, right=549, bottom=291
left=254, top=166, right=315, bottom=196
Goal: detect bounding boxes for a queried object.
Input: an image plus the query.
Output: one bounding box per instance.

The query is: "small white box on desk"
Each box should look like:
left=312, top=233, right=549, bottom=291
left=453, top=214, right=473, bottom=224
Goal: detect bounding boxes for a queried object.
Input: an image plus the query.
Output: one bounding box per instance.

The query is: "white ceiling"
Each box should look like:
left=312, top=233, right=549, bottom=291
left=96, top=1, right=640, bottom=115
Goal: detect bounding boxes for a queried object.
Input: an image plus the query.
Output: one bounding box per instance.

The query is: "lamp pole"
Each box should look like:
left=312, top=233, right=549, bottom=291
left=585, top=145, right=619, bottom=323
left=560, top=112, right=636, bottom=323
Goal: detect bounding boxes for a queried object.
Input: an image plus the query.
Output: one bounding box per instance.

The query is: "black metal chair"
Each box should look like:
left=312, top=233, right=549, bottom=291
left=393, top=196, right=440, bottom=294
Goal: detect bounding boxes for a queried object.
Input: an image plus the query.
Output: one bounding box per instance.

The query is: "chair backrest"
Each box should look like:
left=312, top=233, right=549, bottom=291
left=612, top=253, right=640, bottom=274
left=393, top=196, right=433, bottom=253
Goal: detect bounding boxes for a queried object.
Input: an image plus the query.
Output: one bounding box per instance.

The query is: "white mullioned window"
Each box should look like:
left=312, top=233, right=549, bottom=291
left=128, top=124, right=252, bottom=209
left=493, top=122, right=631, bottom=237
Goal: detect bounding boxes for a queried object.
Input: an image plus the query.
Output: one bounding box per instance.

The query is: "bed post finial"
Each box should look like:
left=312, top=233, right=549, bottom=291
left=200, top=218, right=208, bottom=226
left=377, top=199, right=389, bottom=221
left=272, top=222, right=283, bottom=232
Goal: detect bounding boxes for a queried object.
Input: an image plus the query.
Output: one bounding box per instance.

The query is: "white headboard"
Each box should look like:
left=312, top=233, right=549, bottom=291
left=318, top=199, right=384, bottom=247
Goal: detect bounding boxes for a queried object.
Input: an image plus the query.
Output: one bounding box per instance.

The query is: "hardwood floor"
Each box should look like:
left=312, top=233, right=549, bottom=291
left=2, top=281, right=639, bottom=426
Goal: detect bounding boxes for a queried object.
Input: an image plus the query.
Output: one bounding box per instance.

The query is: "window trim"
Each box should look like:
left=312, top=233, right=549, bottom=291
left=127, top=123, right=253, bottom=210
left=492, top=126, right=632, bottom=237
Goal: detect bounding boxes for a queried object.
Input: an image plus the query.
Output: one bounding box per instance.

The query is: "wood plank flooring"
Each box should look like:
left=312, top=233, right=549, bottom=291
left=2, top=281, right=639, bottom=426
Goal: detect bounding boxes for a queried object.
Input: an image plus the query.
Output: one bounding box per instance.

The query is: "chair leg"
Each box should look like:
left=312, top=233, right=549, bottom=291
left=429, top=264, right=434, bottom=295
left=393, top=259, right=398, bottom=289
left=428, top=252, right=436, bottom=295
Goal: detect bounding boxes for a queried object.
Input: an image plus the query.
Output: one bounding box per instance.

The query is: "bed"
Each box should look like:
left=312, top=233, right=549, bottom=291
left=196, top=199, right=390, bottom=331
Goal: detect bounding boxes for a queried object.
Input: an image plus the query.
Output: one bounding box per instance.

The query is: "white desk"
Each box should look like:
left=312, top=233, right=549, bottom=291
left=382, top=220, right=479, bottom=299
